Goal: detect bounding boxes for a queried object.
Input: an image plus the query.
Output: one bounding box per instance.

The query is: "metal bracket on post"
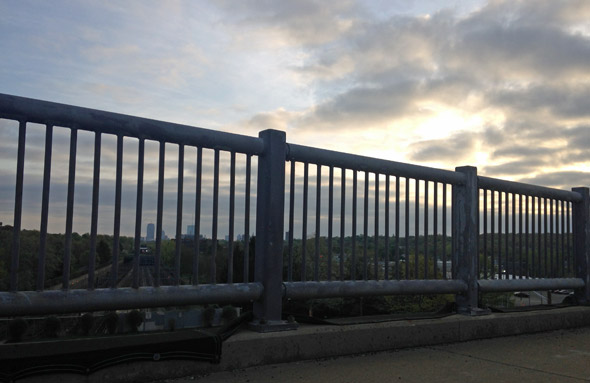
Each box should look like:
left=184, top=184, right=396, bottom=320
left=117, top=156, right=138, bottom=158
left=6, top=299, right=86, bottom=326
left=453, top=166, right=488, bottom=316
left=249, top=129, right=298, bottom=332
left=572, top=187, right=590, bottom=305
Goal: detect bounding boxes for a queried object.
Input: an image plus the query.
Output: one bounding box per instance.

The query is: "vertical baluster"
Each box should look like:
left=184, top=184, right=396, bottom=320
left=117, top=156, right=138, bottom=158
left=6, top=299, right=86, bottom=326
left=567, top=201, right=572, bottom=274
left=442, top=183, right=447, bottom=280
left=405, top=177, right=410, bottom=280
left=511, top=193, right=516, bottom=278
left=539, top=197, right=544, bottom=276
left=38, top=124, right=53, bottom=291
left=243, top=154, right=251, bottom=283
left=340, top=168, right=345, bottom=280
left=328, top=166, right=334, bottom=281
left=491, top=191, right=495, bottom=278
left=504, top=193, right=514, bottom=279
left=414, top=179, right=419, bottom=280
left=132, top=138, right=144, bottom=289
left=561, top=200, right=565, bottom=277
left=434, top=182, right=439, bottom=279
left=374, top=173, right=379, bottom=280
left=498, top=192, right=502, bottom=279
left=315, top=165, right=321, bottom=281
left=302, top=162, right=309, bottom=281
left=385, top=175, right=390, bottom=280
left=544, top=198, right=548, bottom=277
left=10, top=120, right=26, bottom=291
left=395, top=176, right=400, bottom=280
left=228, top=151, right=235, bottom=283
left=363, top=172, right=369, bottom=280
left=63, top=128, right=78, bottom=290
left=192, top=148, right=202, bottom=285
left=288, top=161, right=295, bottom=282
left=211, top=149, right=219, bottom=284
left=424, top=181, right=429, bottom=279
left=525, top=195, right=529, bottom=278
left=111, top=135, right=123, bottom=288
left=174, top=144, right=184, bottom=285
left=88, top=131, right=101, bottom=290
left=352, top=170, right=357, bottom=280
left=531, top=196, right=539, bottom=277
left=156, top=142, right=165, bottom=286
left=550, top=199, right=555, bottom=278
left=482, top=189, right=487, bottom=280
left=518, top=194, right=523, bottom=278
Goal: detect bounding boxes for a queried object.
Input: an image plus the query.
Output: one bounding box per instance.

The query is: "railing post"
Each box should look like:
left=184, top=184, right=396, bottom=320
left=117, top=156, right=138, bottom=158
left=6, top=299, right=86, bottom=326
left=453, top=166, right=485, bottom=315
left=572, top=187, right=590, bottom=305
left=250, top=129, right=297, bottom=332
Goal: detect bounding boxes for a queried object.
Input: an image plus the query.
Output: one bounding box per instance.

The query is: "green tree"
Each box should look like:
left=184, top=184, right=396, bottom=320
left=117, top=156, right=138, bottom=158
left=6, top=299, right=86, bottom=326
left=97, top=239, right=111, bottom=265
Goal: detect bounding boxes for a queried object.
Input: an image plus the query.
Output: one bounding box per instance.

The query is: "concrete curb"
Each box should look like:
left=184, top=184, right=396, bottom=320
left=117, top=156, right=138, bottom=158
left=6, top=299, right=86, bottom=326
left=16, top=306, right=590, bottom=383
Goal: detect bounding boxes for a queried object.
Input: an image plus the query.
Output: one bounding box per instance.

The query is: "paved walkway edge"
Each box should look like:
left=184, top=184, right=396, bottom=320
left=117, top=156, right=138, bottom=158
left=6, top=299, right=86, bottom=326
left=19, top=306, right=590, bottom=383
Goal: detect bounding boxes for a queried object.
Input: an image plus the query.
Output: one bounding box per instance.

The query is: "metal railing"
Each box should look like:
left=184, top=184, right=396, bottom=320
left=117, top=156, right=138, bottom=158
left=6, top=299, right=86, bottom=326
left=0, top=93, right=589, bottom=329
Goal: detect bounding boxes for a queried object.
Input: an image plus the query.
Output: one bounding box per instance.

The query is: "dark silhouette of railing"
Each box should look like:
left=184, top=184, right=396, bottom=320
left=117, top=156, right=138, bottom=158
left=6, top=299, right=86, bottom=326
left=0, top=93, right=588, bottom=330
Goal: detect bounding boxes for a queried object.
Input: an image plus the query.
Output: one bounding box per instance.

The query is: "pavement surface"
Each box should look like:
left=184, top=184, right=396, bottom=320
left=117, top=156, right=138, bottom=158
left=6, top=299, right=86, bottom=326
left=163, top=327, right=590, bottom=383
left=12, top=306, right=590, bottom=383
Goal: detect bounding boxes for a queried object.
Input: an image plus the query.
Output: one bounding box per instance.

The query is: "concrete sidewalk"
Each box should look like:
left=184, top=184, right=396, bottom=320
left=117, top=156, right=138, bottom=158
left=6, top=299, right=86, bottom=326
left=167, top=326, right=590, bottom=382
left=18, top=307, right=590, bottom=382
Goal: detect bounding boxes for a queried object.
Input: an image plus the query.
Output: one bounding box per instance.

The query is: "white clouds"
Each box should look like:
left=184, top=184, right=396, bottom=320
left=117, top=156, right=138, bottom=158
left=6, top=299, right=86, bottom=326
left=1, top=0, right=590, bottom=234
left=214, top=0, right=360, bottom=47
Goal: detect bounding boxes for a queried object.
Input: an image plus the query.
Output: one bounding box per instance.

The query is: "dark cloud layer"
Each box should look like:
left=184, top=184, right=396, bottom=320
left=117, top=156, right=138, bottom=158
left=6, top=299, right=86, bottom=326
left=235, top=0, right=589, bottom=189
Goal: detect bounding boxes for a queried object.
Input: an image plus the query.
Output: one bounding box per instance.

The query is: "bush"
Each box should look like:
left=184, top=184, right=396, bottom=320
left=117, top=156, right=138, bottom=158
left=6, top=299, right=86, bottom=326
left=79, top=313, right=94, bottom=335
left=126, top=310, right=143, bottom=332
left=104, top=312, right=119, bottom=335
left=43, top=316, right=61, bottom=338
left=202, top=305, right=218, bottom=327
left=221, top=305, right=238, bottom=323
left=7, top=318, right=28, bottom=342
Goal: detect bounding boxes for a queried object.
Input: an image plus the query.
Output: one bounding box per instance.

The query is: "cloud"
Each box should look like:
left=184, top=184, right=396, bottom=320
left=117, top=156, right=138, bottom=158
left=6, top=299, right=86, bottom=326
left=489, top=85, right=590, bottom=120
left=3, top=0, right=590, bottom=237
left=408, top=132, right=477, bottom=163
left=565, top=126, right=590, bottom=150
left=243, top=109, right=296, bottom=133
left=214, top=0, right=360, bottom=47
left=482, top=160, right=547, bottom=177
left=519, top=171, right=590, bottom=190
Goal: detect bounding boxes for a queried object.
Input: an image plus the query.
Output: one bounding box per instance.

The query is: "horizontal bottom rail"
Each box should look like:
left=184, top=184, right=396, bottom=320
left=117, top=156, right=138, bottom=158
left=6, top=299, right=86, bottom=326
left=283, top=280, right=468, bottom=300
left=0, top=283, right=263, bottom=317
left=478, top=278, right=585, bottom=293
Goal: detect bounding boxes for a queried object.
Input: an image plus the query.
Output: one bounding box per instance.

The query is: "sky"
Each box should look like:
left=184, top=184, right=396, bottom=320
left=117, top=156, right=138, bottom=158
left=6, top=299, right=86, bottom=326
left=1, top=0, right=589, bottom=237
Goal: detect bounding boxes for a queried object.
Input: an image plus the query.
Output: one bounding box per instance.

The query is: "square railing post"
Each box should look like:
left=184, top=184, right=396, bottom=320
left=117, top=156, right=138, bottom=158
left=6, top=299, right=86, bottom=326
left=250, top=129, right=297, bottom=332
left=453, top=166, right=485, bottom=315
left=572, top=187, right=590, bottom=305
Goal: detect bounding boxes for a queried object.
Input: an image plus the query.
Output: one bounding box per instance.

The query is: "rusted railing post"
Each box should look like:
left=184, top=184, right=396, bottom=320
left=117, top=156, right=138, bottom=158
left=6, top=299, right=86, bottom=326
left=572, top=187, right=590, bottom=305
left=250, top=129, right=297, bottom=332
left=453, top=166, right=485, bottom=315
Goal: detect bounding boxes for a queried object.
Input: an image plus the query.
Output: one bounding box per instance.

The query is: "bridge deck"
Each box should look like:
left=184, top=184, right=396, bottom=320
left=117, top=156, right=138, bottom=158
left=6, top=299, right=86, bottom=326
left=11, top=306, right=590, bottom=382
left=187, top=324, right=590, bottom=383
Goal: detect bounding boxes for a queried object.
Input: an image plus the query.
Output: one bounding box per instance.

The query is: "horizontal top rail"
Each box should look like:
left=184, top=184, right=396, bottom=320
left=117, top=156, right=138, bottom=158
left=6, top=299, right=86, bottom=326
left=478, top=176, right=583, bottom=202
left=287, top=143, right=466, bottom=185
left=0, top=93, right=264, bottom=155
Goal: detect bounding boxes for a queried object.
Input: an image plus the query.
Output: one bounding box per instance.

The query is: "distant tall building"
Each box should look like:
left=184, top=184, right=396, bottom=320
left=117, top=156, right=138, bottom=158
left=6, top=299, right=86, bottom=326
left=147, top=223, right=155, bottom=242
left=187, top=225, right=195, bottom=237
